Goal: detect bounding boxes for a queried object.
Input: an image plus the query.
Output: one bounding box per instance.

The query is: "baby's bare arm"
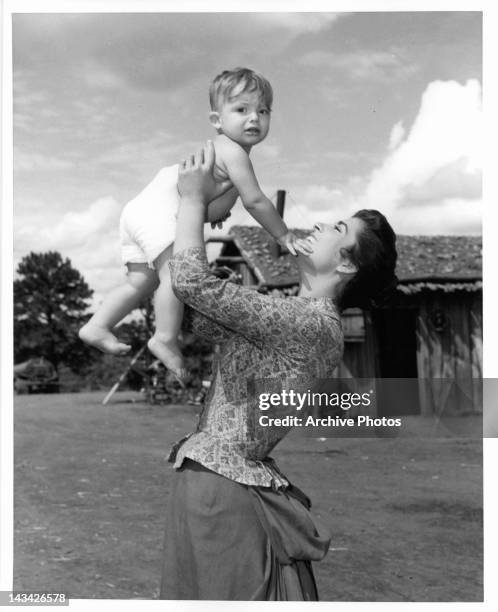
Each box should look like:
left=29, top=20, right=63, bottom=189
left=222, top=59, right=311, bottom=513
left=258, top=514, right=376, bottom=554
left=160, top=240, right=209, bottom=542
left=214, top=139, right=315, bottom=256
left=216, top=139, right=288, bottom=240
left=204, top=186, right=238, bottom=223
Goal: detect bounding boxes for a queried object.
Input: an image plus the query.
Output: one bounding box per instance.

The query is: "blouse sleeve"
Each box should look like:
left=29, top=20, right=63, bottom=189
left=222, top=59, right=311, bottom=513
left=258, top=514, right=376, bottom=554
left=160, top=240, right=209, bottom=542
left=170, top=247, right=315, bottom=350
left=183, top=306, right=233, bottom=344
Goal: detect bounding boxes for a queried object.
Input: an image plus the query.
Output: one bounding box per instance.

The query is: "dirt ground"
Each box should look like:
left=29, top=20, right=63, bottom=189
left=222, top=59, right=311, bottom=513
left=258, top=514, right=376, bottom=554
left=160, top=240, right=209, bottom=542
left=13, top=391, right=483, bottom=601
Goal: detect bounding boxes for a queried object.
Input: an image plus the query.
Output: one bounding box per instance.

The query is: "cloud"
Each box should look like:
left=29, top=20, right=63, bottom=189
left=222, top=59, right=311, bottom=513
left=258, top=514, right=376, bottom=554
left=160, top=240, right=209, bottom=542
left=360, top=79, right=482, bottom=234
left=94, top=132, right=206, bottom=186
left=299, top=48, right=417, bottom=81
left=252, top=141, right=282, bottom=165
left=13, top=72, right=50, bottom=131
left=288, top=185, right=346, bottom=215
left=50, top=198, right=122, bottom=251
left=14, top=150, right=75, bottom=172
left=386, top=198, right=482, bottom=235
left=402, top=157, right=481, bottom=204
left=251, top=13, right=343, bottom=34
left=13, top=71, right=47, bottom=103
left=82, top=61, right=126, bottom=90
left=388, top=121, right=405, bottom=151
left=13, top=13, right=345, bottom=96
left=15, top=197, right=124, bottom=302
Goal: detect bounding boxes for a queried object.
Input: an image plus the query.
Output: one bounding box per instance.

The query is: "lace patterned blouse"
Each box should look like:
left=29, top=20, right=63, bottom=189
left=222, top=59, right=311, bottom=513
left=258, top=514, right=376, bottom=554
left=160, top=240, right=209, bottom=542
left=168, top=247, right=344, bottom=489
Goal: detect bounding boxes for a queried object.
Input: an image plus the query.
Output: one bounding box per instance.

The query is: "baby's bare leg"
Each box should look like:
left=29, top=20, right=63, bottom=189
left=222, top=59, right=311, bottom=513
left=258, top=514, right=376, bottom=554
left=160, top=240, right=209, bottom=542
left=79, top=263, right=159, bottom=355
left=147, top=246, right=188, bottom=382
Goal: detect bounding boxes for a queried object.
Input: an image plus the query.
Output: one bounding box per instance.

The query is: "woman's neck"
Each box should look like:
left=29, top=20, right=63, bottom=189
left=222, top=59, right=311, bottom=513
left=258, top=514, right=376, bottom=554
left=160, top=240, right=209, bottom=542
left=296, top=258, right=346, bottom=300
left=297, top=284, right=334, bottom=299
left=297, top=271, right=336, bottom=299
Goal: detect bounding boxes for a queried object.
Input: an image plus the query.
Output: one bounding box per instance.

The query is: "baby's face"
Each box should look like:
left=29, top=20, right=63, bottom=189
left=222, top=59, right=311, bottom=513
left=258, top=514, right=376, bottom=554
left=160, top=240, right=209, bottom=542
left=213, top=91, right=271, bottom=149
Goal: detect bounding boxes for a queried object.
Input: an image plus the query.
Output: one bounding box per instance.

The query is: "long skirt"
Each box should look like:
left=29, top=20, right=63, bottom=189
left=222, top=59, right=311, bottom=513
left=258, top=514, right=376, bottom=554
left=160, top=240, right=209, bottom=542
left=159, top=459, right=331, bottom=601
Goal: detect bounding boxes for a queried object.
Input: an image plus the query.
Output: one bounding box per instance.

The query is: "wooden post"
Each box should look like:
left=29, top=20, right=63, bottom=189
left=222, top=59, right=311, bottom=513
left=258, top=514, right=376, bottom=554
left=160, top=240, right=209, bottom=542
left=276, top=190, right=286, bottom=218
left=102, top=346, right=146, bottom=405
left=270, top=190, right=286, bottom=258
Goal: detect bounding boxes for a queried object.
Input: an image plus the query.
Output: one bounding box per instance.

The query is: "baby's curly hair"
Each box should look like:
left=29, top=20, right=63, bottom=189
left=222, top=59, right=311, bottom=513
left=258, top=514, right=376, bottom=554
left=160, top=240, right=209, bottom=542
left=209, top=67, right=273, bottom=112
left=339, top=210, right=398, bottom=310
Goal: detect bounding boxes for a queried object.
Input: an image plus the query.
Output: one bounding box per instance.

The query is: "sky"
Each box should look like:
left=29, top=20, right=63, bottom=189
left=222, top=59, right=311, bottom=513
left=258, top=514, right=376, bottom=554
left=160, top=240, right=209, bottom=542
left=11, top=10, right=482, bottom=305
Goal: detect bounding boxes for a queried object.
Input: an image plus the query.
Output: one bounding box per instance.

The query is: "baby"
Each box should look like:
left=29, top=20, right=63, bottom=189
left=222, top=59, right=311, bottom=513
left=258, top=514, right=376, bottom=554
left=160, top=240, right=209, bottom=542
left=79, top=67, right=311, bottom=382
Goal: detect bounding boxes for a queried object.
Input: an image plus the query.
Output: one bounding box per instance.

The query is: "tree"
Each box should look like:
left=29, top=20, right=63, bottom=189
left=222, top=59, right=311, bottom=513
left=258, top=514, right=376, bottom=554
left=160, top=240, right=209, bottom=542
left=14, top=251, right=94, bottom=374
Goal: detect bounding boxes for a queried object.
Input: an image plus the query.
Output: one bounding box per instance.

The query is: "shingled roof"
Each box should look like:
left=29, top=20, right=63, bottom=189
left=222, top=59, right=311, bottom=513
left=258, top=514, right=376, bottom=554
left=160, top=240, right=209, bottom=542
left=213, top=226, right=482, bottom=291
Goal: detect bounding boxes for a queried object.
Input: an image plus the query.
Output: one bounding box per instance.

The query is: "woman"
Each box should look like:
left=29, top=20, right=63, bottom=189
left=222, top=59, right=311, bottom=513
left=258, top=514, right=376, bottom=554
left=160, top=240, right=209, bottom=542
left=159, top=142, right=397, bottom=601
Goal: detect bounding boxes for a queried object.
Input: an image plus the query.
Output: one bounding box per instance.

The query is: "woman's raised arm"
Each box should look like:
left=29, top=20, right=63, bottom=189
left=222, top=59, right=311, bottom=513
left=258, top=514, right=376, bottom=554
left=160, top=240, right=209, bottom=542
left=169, top=247, right=323, bottom=351
left=171, top=142, right=336, bottom=350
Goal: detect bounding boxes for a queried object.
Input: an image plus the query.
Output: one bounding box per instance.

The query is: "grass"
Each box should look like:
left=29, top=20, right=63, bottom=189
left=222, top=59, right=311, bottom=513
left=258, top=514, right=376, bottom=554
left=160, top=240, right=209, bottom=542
left=14, top=391, right=483, bottom=601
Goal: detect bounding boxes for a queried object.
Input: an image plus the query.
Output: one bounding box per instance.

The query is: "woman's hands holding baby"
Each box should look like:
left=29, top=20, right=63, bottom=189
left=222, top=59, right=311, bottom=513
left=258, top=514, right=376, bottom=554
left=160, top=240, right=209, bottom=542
left=178, top=141, right=233, bottom=205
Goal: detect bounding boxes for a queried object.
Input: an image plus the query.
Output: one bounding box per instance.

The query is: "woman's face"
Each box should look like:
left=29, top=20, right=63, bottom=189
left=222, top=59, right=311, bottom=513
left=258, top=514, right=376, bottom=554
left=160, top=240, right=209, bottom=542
left=300, top=216, right=365, bottom=274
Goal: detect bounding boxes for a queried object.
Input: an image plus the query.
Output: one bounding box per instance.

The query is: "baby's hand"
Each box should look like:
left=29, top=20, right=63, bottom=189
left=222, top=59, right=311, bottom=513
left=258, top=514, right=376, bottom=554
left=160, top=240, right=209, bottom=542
left=210, top=211, right=231, bottom=230
left=277, top=231, right=314, bottom=257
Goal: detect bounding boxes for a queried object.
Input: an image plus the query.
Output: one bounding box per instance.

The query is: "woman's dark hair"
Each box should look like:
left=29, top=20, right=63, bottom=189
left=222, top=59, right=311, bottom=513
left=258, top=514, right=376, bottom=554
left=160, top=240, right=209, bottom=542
left=339, top=209, right=398, bottom=310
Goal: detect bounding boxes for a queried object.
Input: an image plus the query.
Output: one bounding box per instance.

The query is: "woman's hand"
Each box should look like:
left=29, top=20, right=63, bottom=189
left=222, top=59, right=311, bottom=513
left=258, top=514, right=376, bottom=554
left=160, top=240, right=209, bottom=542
left=277, top=230, right=314, bottom=257
left=174, top=141, right=232, bottom=254
left=178, top=141, right=233, bottom=205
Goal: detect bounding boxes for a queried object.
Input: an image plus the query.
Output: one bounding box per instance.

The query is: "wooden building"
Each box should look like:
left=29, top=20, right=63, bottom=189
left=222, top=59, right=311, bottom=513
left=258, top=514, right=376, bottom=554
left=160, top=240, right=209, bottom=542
left=208, top=227, right=482, bottom=417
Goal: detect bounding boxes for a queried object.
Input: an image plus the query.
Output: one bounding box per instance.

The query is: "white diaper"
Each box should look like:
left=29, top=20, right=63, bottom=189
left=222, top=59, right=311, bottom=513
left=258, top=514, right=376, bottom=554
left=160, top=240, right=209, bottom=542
left=119, top=164, right=180, bottom=268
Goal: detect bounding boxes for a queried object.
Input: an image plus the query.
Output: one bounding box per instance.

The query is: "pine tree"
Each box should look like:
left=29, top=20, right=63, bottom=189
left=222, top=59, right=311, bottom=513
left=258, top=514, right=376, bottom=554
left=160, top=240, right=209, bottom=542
left=14, top=251, right=93, bottom=373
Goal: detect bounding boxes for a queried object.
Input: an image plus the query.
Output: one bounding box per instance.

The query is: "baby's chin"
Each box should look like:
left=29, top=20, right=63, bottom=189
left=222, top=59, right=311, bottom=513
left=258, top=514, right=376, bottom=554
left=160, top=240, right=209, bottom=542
left=225, top=133, right=269, bottom=147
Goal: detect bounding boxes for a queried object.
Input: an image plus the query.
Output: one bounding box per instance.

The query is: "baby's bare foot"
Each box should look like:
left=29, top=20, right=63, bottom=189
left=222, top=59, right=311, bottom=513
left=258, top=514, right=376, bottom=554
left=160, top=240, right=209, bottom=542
left=147, top=336, right=189, bottom=385
left=79, top=323, right=131, bottom=355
